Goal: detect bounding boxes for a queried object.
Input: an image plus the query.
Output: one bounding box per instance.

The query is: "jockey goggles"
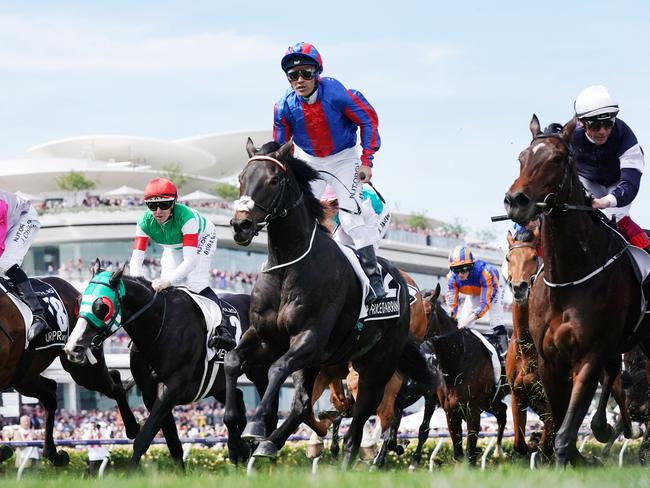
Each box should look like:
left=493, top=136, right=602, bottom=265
left=286, top=68, right=317, bottom=81
left=146, top=200, right=174, bottom=211
left=583, top=117, right=615, bottom=131
left=451, top=265, right=473, bottom=275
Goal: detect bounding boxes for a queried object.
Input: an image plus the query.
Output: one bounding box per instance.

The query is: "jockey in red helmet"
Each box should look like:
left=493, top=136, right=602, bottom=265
left=130, top=178, right=235, bottom=350
left=274, top=42, right=385, bottom=304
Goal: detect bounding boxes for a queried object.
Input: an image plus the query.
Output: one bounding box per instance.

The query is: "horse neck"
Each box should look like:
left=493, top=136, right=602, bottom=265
left=511, top=301, right=533, bottom=343
left=541, top=175, right=613, bottom=284
left=266, top=201, right=316, bottom=266
left=121, top=279, right=163, bottom=348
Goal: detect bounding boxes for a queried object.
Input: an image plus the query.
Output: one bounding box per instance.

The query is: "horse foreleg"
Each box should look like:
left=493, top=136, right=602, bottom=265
left=410, top=387, right=437, bottom=468
left=446, top=406, right=464, bottom=461
left=15, top=376, right=69, bottom=467
left=591, top=359, right=621, bottom=443
left=465, top=408, right=481, bottom=465
left=330, top=415, right=343, bottom=459
left=490, top=400, right=507, bottom=459
left=244, top=329, right=319, bottom=441
left=511, top=385, right=529, bottom=456
left=555, top=357, right=600, bottom=467
left=610, top=367, right=633, bottom=439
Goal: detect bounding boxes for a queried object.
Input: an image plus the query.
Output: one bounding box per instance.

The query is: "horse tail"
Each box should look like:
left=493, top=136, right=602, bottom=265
left=397, top=335, right=438, bottom=388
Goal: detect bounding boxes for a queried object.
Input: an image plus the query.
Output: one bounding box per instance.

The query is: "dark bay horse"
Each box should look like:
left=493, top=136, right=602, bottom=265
left=63, top=264, right=260, bottom=467
left=0, top=276, right=138, bottom=466
left=225, top=139, right=435, bottom=468
left=504, top=115, right=650, bottom=466
left=422, top=284, right=508, bottom=465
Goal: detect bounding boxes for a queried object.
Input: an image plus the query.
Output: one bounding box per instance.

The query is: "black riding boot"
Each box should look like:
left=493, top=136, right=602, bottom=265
left=357, top=245, right=387, bottom=305
left=6, top=265, right=49, bottom=342
left=492, top=324, right=509, bottom=357
left=200, top=287, right=236, bottom=351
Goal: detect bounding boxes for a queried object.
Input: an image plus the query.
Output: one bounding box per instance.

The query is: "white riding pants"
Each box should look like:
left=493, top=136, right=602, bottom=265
left=458, top=273, right=508, bottom=328
left=0, top=207, right=40, bottom=274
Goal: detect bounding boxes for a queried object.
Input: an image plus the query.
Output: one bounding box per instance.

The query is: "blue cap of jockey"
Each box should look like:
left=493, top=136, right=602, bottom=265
left=281, top=42, right=323, bottom=73
left=449, top=245, right=475, bottom=268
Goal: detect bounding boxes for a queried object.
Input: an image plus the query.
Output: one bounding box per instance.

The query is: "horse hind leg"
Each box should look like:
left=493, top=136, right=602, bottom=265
left=591, top=360, right=621, bottom=443
left=410, top=387, right=437, bottom=469
left=15, top=376, right=69, bottom=466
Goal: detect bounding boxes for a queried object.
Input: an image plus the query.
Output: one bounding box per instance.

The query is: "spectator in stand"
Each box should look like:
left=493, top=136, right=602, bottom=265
left=83, top=422, right=109, bottom=477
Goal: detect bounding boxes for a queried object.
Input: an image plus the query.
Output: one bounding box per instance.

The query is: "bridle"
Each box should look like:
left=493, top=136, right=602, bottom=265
left=238, top=155, right=304, bottom=233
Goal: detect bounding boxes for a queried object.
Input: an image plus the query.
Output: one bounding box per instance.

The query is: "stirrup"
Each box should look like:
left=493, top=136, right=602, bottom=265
left=27, top=317, right=49, bottom=342
left=208, top=328, right=236, bottom=350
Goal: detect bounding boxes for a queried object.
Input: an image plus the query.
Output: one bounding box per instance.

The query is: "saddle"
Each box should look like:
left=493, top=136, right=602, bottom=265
left=0, top=278, right=69, bottom=351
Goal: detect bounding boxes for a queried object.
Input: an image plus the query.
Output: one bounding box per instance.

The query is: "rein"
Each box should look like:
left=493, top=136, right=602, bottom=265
left=262, top=220, right=318, bottom=273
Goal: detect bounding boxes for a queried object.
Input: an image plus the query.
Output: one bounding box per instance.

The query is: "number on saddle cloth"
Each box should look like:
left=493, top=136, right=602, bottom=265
left=363, top=263, right=401, bottom=322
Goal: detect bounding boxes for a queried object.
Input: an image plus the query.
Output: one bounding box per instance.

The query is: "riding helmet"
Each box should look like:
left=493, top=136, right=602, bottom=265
left=144, top=178, right=177, bottom=202
left=574, top=85, right=619, bottom=120
left=281, top=42, right=323, bottom=73
left=449, top=245, right=475, bottom=268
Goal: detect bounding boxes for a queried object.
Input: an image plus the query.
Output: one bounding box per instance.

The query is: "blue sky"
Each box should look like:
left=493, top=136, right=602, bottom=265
left=1, top=0, right=650, bottom=243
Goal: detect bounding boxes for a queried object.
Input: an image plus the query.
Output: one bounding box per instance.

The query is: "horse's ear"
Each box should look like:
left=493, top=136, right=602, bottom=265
left=246, top=137, right=257, bottom=157
left=529, top=114, right=542, bottom=138
left=560, top=117, right=577, bottom=144
left=432, top=283, right=441, bottom=301
left=507, top=230, right=514, bottom=247
left=275, top=139, right=294, bottom=164
left=90, top=258, right=102, bottom=277
left=109, top=267, right=124, bottom=288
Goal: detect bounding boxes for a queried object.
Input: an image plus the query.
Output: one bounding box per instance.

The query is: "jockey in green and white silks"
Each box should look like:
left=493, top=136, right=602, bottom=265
left=129, top=179, right=217, bottom=294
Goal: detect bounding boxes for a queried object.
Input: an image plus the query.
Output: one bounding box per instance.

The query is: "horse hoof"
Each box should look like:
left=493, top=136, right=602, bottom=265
left=241, top=421, right=266, bottom=441
left=408, top=463, right=417, bottom=471
left=126, top=422, right=141, bottom=440
left=394, top=445, right=405, bottom=456
left=50, top=449, right=70, bottom=467
left=253, top=440, right=278, bottom=459
left=0, top=445, right=14, bottom=463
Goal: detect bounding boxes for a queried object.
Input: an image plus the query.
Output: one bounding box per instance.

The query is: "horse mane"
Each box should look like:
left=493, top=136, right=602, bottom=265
left=514, top=228, right=535, bottom=243
left=258, top=141, right=325, bottom=222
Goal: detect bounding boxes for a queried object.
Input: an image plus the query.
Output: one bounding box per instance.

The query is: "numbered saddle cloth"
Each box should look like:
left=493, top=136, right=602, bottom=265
left=0, top=278, right=69, bottom=351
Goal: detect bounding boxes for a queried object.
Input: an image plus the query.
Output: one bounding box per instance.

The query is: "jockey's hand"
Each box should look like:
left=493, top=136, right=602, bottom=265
left=457, top=313, right=476, bottom=328
left=152, top=278, right=171, bottom=292
left=359, top=166, right=373, bottom=183
left=591, top=195, right=615, bottom=210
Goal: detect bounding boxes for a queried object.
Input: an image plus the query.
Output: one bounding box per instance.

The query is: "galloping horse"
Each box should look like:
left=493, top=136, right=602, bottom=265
left=504, top=115, right=650, bottom=466
left=422, top=284, right=508, bottom=465
left=64, top=262, right=259, bottom=467
left=225, top=139, right=435, bottom=467
left=505, top=228, right=554, bottom=459
left=0, top=276, right=138, bottom=466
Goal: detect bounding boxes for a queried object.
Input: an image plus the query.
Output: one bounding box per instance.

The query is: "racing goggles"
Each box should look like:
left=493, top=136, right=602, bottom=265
left=146, top=200, right=174, bottom=211
left=451, top=265, right=473, bottom=275
left=583, top=117, right=615, bottom=131
left=286, top=68, right=317, bottom=81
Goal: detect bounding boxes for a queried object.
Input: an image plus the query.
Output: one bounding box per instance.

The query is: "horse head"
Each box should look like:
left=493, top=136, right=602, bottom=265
left=504, top=115, right=576, bottom=225
left=506, top=227, right=540, bottom=304
left=64, top=260, right=125, bottom=364
left=422, top=283, right=457, bottom=339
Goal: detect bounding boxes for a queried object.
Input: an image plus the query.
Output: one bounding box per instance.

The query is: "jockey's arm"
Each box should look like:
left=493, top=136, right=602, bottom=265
left=445, top=273, right=460, bottom=318
left=474, top=267, right=496, bottom=320
left=341, top=89, right=380, bottom=169
left=129, top=224, right=148, bottom=276
left=163, top=219, right=200, bottom=286
left=273, top=101, right=293, bottom=145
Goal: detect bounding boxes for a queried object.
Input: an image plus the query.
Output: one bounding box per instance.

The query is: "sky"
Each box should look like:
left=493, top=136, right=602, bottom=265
left=1, top=0, right=649, bottom=244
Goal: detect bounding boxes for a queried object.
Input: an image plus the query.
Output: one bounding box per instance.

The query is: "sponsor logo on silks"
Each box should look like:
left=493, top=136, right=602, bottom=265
left=215, top=348, right=227, bottom=361
left=355, top=321, right=365, bottom=331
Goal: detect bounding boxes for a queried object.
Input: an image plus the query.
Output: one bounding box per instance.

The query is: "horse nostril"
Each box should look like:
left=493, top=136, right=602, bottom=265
left=514, top=192, right=530, bottom=208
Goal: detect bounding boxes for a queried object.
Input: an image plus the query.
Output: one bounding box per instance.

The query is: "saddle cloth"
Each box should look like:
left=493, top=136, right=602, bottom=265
left=467, top=329, right=501, bottom=385
left=177, top=288, right=241, bottom=363
left=336, top=243, right=403, bottom=324
left=628, top=245, right=650, bottom=329
left=0, top=278, right=69, bottom=351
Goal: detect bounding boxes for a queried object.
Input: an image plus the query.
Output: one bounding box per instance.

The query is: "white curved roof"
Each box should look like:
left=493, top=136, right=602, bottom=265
left=28, top=135, right=216, bottom=172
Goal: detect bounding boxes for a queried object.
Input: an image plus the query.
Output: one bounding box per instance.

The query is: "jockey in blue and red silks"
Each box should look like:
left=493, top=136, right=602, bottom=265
left=445, top=245, right=509, bottom=356
left=273, top=41, right=385, bottom=304
left=0, top=190, right=49, bottom=341
left=572, top=85, right=650, bottom=251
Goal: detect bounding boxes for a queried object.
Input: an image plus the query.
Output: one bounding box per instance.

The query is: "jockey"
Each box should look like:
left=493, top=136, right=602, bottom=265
left=320, top=184, right=390, bottom=250
left=572, top=85, right=650, bottom=250
left=0, top=190, right=49, bottom=342
left=445, top=245, right=509, bottom=356
left=128, top=178, right=235, bottom=351
left=274, top=42, right=385, bottom=304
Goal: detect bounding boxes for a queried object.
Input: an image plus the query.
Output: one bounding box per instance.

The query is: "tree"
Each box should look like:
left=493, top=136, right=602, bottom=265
left=213, top=182, right=240, bottom=201
left=438, top=218, right=469, bottom=238
left=56, top=171, right=95, bottom=205
left=405, top=212, right=430, bottom=230
left=161, top=163, right=188, bottom=190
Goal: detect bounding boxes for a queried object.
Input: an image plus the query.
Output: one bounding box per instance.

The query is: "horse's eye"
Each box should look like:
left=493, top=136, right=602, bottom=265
left=270, top=176, right=279, bottom=185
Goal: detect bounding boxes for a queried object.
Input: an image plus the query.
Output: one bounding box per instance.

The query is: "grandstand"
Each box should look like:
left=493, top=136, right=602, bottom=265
left=0, top=131, right=505, bottom=416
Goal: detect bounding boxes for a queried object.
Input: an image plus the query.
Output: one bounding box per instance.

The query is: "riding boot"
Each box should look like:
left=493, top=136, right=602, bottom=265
left=200, top=287, right=236, bottom=351
left=357, top=245, right=387, bottom=305
left=492, top=325, right=509, bottom=357
left=6, top=265, right=50, bottom=342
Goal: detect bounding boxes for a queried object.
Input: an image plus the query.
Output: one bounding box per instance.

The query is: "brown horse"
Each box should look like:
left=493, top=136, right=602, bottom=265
left=423, top=284, right=508, bottom=465
left=504, top=115, right=650, bottom=466
left=0, top=277, right=138, bottom=466
left=505, top=228, right=555, bottom=459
